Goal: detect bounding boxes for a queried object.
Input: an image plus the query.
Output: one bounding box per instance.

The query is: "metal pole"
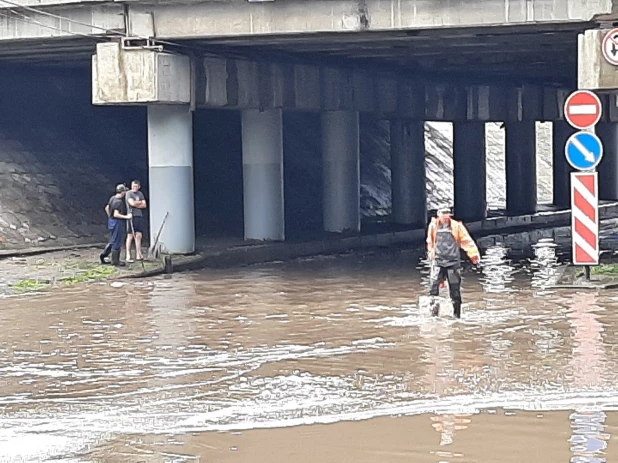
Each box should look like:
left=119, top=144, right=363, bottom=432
left=585, top=265, right=591, bottom=281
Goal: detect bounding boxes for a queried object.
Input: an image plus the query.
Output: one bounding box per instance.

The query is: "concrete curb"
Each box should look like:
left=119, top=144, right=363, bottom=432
left=0, top=243, right=106, bottom=259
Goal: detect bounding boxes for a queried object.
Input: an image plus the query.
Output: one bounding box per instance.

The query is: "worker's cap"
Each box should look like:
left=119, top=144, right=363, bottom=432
left=116, top=184, right=129, bottom=193
left=437, top=205, right=452, bottom=214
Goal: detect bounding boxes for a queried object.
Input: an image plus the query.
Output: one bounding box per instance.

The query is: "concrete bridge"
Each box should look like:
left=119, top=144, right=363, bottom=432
left=1, top=0, right=618, bottom=253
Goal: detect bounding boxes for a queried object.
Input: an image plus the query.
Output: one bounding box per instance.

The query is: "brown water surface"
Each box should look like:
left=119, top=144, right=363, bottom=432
left=1, top=249, right=617, bottom=462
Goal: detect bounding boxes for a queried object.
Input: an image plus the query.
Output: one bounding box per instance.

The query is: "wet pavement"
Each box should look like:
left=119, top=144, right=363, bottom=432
left=1, top=247, right=618, bottom=462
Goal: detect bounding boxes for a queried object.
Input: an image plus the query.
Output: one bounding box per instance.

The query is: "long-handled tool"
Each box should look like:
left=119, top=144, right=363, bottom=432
left=147, top=211, right=169, bottom=260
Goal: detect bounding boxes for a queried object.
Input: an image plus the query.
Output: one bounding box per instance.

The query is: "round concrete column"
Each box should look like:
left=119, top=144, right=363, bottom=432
left=321, top=111, right=360, bottom=233
left=147, top=105, right=195, bottom=254
left=596, top=122, right=618, bottom=201
left=505, top=121, right=537, bottom=215
left=453, top=122, right=487, bottom=222
left=552, top=120, right=575, bottom=209
left=390, top=119, right=426, bottom=227
left=241, top=108, right=285, bottom=241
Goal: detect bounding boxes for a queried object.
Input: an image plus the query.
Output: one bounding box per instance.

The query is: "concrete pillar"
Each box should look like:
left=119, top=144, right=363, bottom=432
left=390, top=119, right=426, bottom=227
left=241, top=108, right=285, bottom=241
left=147, top=105, right=195, bottom=254
left=552, top=121, right=575, bottom=208
left=321, top=111, right=360, bottom=233
left=596, top=122, right=618, bottom=201
left=505, top=121, right=537, bottom=215
left=453, top=122, right=487, bottom=222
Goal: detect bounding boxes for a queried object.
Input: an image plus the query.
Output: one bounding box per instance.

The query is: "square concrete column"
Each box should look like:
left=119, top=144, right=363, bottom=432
left=505, top=121, right=537, bottom=215
left=552, top=121, right=575, bottom=209
left=596, top=122, right=618, bottom=201
left=321, top=111, right=360, bottom=233
left=241, top=108, right=285, bottom=241
left=390, top=119, right=427, bottom=227
left=453, top=122, right=487, bottom=222
left=147, top=105, right=195, bottom=254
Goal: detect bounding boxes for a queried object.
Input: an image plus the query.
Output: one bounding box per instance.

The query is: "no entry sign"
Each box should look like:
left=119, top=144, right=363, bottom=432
left=564, top=90, right=602, bottom=130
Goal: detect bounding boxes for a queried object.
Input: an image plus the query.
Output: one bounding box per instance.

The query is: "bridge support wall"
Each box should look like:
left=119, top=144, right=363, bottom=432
left=597, top=122, right=618, bottom=201
left=322, top=111, right=360, bottom=233
left=241, top=108, right=285, bottom=241
left=506, top=121, right=537, bottom=215
left=552, top=121, right=575, bottom=209
left=453, top=122, right=487, bottom=222
left=147, top=105, right=195, bottom=254
left=390, top=119, right=426, bottom=227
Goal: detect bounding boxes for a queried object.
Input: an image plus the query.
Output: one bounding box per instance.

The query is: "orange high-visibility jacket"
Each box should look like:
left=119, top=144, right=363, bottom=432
left=426, top=218, right=480, bottom=262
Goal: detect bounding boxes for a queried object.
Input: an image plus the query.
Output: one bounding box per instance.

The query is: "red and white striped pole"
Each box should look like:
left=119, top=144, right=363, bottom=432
left=571, top=172, right=599, bottom=271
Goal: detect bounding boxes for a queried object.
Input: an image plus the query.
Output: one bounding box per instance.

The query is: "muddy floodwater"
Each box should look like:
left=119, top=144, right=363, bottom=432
left=1, top=248, right=618, bottom=462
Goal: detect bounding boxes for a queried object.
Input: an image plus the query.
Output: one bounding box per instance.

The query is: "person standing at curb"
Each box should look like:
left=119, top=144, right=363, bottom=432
left=125, top=179, right=147, bottom=263
left=100, top=184, right=132, bottom=267
left=426, top=205, right=481, bottom=319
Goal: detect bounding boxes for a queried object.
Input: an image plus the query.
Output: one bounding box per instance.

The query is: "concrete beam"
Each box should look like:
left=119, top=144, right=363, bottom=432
left=197, top=55, right=568, bottom=121
left=0, top=0, right=108, bottom=6
left=506, top=84, right=544, bottom=121
left=0, top=4, right=124, bottom=40
left=0, top=0, right=609, bottom=43
left=578, top=28, right=618, bottom=91
left=93, top=42, right=191, bottom=105
left=128, top=0, right=612, bottom=39
left=543, top=88, right=570, bottom=120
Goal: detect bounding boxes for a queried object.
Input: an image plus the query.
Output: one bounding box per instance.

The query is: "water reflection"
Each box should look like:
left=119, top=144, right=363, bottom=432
left=567, top=293, right=610, bottom=462
left=568, top=293, right=606, bottom=389
left=420, top=321, right=476, bottom=459
left=480, top=244, right=516, bottom=293
left=570, top=410, right=609, bottom=463
left=530, top=238, right=560, bottom=290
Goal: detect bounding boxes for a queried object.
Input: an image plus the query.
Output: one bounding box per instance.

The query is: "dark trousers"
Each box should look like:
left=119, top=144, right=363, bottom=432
left=110, top=219, right=125, bottom=251
left=430, top=266, right=462, bottom=304
left=101, top=218, right=125, bottom=259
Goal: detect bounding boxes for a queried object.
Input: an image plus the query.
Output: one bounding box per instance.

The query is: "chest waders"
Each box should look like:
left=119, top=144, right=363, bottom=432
left=430, top=222, right=463, bottom=318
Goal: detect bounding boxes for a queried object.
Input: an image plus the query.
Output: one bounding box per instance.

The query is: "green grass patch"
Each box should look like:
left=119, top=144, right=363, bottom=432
left=12, top=279, right=50, bottom=293
left=63, top=260, right=101, bottom=271
left=60, top=265, right=116, bottom=285
left=591, top=264, right=618, bottom=275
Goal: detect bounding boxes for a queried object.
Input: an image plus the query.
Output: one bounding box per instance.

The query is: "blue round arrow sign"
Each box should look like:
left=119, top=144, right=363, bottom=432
left=564, top=131, right=604, bottom=171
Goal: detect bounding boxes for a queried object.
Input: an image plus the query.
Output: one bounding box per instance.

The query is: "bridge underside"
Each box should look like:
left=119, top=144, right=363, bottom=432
left=183, top=23, right=586, bottom=85
left=1, top=18, right=615, bottom=253
left=0, top=22, right=586, bottom=86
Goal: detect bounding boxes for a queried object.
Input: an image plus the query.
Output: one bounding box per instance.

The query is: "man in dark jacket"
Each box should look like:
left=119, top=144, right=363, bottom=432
left=100, top=184, right=133, bottom=267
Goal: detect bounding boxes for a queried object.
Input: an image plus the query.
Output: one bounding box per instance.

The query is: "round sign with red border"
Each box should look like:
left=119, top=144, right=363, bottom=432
left=564, top=90, right=602, bottom=130
left=602, top=28, right=618, bottom=66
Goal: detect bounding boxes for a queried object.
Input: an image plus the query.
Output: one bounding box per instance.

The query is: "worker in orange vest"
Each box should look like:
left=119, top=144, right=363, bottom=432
left=426, top=206, right=481, bottom=318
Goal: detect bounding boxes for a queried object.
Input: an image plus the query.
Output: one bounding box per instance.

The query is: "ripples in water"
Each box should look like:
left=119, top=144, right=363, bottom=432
left=0, top=250, right=617, bottom=461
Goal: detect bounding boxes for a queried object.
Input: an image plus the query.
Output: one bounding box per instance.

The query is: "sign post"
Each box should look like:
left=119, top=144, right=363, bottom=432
left=564, top=90, right=603, bottom=276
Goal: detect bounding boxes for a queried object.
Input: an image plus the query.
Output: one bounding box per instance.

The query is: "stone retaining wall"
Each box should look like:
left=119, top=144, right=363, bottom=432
left=0, top=66, right=146, bottom=249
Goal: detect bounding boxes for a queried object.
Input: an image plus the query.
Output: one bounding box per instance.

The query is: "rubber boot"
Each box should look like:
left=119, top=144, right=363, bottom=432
left=110, top=250, right=125, bottom=267
left=453, top=302, right=462, bottom=319
left=100, top=244, right=111, bottom=264
left=430, top=297, right=440, bottom=317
